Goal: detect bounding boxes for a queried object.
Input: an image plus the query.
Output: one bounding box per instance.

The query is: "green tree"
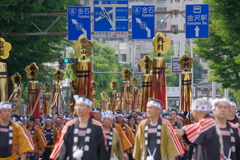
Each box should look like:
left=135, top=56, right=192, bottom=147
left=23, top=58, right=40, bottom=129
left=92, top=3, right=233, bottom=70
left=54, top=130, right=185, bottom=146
left=0, top=0, right=79, bottom=97
left=194, top=0, right=240, bottom=90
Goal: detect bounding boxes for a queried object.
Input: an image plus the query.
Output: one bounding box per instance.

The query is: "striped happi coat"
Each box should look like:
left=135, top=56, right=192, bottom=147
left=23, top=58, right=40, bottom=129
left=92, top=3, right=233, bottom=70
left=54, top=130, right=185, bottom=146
left=133, top=118, right=185, bottom=160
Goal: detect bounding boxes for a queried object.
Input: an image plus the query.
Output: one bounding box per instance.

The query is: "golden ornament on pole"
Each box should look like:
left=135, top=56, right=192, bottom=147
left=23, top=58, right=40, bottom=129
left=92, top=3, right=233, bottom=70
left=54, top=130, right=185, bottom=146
left=69, top=80, right=77, bottom=113
left=72, top=36, right=93, bottom=97
left=130, top=77, right=139, bottom=110
left=0, top=38, right=12, bottom=101
left=73, top=36, right=93, bottom=58
left=101, top=92, right=108, bottom=111
left=151, top=32, right=170, bottom=110
left=138, top=56, right=153, bottom=112
left=91, top=81, right=98, bottom=108
left=53, top=69, right=65, bottom=82
left=120, top=68, right=132, bottom=111
left=25, top=63, right=41, bottom=118
left=178, top=54, right=194, bottom=112
left=152, top=32, right=171, bottom=54
left=110, top=80, right=118, bottom=111
left=9, top=73, right=22, bottom=115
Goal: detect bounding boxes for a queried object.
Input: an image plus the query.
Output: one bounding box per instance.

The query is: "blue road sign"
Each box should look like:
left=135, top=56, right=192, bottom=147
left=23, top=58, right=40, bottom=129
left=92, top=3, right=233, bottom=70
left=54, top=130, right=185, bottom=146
left=132, top=6, right=155, bottom=39
left=171, top=57, right=182, bottom=73
left=67, top=6, right=91, bottom=40
left=94, top=0, right=128, bottom=38
left=186, top=4, right=209, bottom=39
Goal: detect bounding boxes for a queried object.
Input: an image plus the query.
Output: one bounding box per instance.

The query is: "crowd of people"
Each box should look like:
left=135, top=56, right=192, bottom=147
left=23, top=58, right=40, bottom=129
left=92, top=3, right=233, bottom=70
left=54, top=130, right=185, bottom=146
left=0, top=95, right=240, bottom=160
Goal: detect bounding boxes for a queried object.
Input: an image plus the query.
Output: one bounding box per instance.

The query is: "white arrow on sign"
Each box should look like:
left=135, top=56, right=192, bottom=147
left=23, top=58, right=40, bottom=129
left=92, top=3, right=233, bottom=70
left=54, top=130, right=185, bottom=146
left=195, top=26, right=200, bottom=37
left=136, top=18, right=151, bottom=38
left=136, top=18, right=142, bottom=24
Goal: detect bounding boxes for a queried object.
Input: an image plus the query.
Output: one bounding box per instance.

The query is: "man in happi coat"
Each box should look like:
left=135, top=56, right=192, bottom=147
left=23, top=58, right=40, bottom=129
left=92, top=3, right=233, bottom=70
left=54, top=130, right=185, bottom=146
left=102, top=110, right=124, bottom=160
left=41, top=117, right=58, bottom=160
left=212, top=98, right=240, bottom=160
left=175, top=98, right=224, bottom=160
left=227, top=101, right=240, bottom=127
left=26, top=115, right=46, bottom=160
left=50, top=95, right=108, bottom=160
left=133, top=99, right=184, bottom=160
left=0, top=102, right=34, bottom=160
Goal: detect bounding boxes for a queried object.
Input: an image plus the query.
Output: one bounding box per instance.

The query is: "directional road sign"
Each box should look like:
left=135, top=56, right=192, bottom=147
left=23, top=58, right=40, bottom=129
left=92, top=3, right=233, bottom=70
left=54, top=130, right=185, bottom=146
left=171, top=57, right=182, bottom=73
left=186, top=4, right=209, bottom=39
left=94, top=0, right=128, bottom=38
left=132, top=6, right=155, bottom=39
left=67, top=6, right=91, bottom=40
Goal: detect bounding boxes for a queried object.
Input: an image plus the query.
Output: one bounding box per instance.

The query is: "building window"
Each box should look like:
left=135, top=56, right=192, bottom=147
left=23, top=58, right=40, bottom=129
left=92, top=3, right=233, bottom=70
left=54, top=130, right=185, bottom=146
left=122, top=54, right=127, bottom=62
left=157, top=21, right=167, bottom=29
left=157, top=0, right=166, bottom=2
left=84, top=1, right=89, bottom=5
left=157, top=7, right=167, bottom=11
left=171, top=25, right=178, bottom=30
left=175, top=0, right=180, bottom=3
left=203, top=69, right=208, bottom=74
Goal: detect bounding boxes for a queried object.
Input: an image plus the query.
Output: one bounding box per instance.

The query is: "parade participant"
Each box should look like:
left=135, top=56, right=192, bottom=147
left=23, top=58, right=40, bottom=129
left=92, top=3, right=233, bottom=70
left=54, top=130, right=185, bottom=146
left=55, top=116, right=64, bottom=134
left=212, top=98, right=240, bottom=160
left=26, top=115, right=46, bottom=160
left=127, top=115, right=137, bottom=135
left=115, top=110, right=135, bottom=146
left=92, top=108, right=101, bottom=122
left=133, top=99, right=184, bottom=160
left=162, top=113, right=172, bottom=121
left=175, top=98, right=224, bottom=160
left=102, top=110, right=124, bottom=160
left=35, top=118, right=41, bottom=127
left=227, top=101, right=240, bottom=127
left=176, top=114, right=185, bottom=127
left=0, top=102, right=34, bottom=160
left=42, top=117, right=58, bottom=160
left=50, top=95, right=108, bottom=160
left=112, top=119, right=133, bottom=160
left=169, top=109, right=182, bottom=129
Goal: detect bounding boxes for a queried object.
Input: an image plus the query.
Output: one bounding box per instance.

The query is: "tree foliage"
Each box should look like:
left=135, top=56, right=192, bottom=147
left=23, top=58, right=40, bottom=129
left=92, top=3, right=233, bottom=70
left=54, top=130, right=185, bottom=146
left=194, top=0, right=240, bottom=90
left=0, top=0, right=79, bottom=96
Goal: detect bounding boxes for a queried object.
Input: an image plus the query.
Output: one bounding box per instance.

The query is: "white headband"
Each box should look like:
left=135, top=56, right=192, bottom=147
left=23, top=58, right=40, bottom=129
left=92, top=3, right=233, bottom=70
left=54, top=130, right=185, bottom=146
left=0, top=103, right=12, bottom=110
left=230, top=102, right=237, bottom=108
left=102, top=114, right=114, bottom=120
left=211, top=98, right=231, bottom=110
left=176, top=115, right=184, bottom=120
left=147, top=100, right=162, bottom=108
left=105, top=110, right=113, bottom=115
left=163, top=115, right=172, bottom=119
left=192, top=104, right=210, bottom=111
left=116, top=113, right=124, bottom=117
left=93, top=108, right=101, bottom=113
left=74, top=95, right=93, bottom=107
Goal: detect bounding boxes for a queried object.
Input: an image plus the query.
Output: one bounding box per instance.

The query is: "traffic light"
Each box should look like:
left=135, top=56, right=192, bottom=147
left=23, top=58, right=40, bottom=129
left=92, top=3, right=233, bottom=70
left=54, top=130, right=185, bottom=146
left=59, top=58, right=78, bottom=70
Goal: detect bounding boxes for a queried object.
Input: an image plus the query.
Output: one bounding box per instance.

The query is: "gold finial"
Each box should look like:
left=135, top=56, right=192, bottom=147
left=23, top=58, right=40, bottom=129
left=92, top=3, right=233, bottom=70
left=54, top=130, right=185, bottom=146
left=130, top=77, right=138, bottom=87
left=91, top=81, right=98, bottom=90
left=0, top=38, right=12, bottom=59
left=69, top=80, right=77, bottom=90
left=73, top=36, right=93, bottom=58
left=11, top=72, right=22, bottom=85
left=152, top=32, right=171, bottom=54
left=138, top=55, right=153, bottom=72
left=54, top=69, right=65, bottom=81
left=25, top=63, right=39, bottom=80
left=178, top=54, right=194, bottom=70
left=97, top=103, right=101, bottom=108
left=43, top=83, right=51, bottom=92
left=101, top=92, right=108, bottom=99
left=121, top=68, right=132, bottom=80
left=110, top=81, right=118, bottom=89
